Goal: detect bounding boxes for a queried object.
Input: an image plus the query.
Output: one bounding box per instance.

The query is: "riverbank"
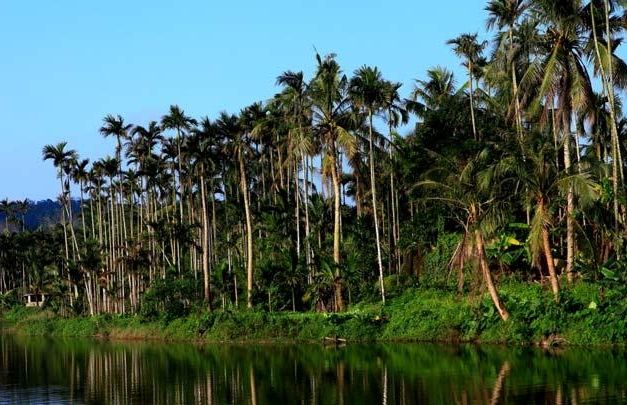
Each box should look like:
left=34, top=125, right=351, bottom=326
left=2, top=281, right=626, bottom=346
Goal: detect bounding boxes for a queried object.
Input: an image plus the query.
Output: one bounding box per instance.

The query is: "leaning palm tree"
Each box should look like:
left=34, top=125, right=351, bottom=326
left=419, top=149, right=510, bottom=321
left=309, top=53, right=356, bottom=312
left=447, top=33, right=487, bottom=140
left=349, top=65, right=387, bottom=304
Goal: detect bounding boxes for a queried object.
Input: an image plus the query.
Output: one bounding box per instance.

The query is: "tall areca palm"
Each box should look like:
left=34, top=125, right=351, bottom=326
left=309, top=53, right=356, bottom=312
left=276, top=71, right=312, bottom=269
left=382, top=81, right=409, bottom=275
left=72, top=158, right=90, bottom=242
left=191, top=117, right=220, bottom=308
left=218, top=110, right=257, bottom=308
left=349, top=65, right=387, bottom=304
left=161, top=105, right=198, bottom=222
left=447, top=33, right=487, bottom=140
left=42, top=142, right=77, bottom=262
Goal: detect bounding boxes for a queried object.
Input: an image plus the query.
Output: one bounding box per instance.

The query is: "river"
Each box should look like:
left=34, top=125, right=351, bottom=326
left=1, top=334, right=626, bottom=404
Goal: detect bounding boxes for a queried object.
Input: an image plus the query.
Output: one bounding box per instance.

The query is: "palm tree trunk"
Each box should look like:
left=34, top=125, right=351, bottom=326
left=474, top=229, right=509, bottom=321
left=509, top=28, right=523, bottom=140
left=303, top=155, right=312, bottom=283
left=330, top=145, right=344, bottom=312
left=542, top=226, right=560, bottom=301
left=591, top=2, right=623, bottom=236
left=369, top=111, right=385, bottom=304
left=239, top=154, right=254, bottom=309
left=468, top=63, right=478, bottom=140
left=563, top=114, right=575, bottom=283
left=200, top=170, right=212, bottom=309
left=295, top=162, right=301, bottom=260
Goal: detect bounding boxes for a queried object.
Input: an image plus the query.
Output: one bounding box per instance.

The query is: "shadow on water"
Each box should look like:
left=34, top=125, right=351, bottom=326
left=1, top=334, right=627, bottom=404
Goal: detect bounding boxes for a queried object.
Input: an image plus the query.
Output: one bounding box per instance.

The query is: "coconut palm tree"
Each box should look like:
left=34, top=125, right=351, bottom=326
left=486, top=0, right=529, bottom=138
left=410, top=67, right=457, bottom=114
left=521, top=0, right=594, bottom=282
left=419, top=149, right=510, bottom=321
left=497, top=133, right=599, bottom=299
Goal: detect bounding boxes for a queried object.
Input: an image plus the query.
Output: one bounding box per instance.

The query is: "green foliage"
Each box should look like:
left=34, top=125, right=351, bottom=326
left=5, top=281, right=627, bottom=346
left=422, top=233, right=461, bottom=288
left=140, top=274, right=197, bottom=321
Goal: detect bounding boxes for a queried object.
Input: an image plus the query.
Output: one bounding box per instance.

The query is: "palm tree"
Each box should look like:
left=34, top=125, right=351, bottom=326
left=349, top=65, right=387, bottom=304
left=191, top=117, right=220, bottom=308
left=218, top=110, right=257, bottom=308
left=499, top=134, right=600, bottom=299
left=99, top=114, right=132, bottom=165
left=276, top=71, right=313, bottom=271
left=410, top=66, right=457, bottom=114
left=382, top=81, right=409, bottom=276
left=161, top=105, right=198, bottom=222
left=486, top=0, right=529, bottom=138
left=309, top=53, right=356, bottom=311
left=0, top=199, right=12, bottom=233
left=42, top=142, right=77, bottom=262
left=72, top=158, right=90, bottom=242
left=521, top=0, right=594, bottom=282
left=419, top=150, right=510, bottom=321
left=447, top=33, right=487, bottom=140
left=585, top=0, right=627, bottom=232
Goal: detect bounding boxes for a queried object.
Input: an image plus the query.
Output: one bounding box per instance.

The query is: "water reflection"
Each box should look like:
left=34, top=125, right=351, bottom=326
left=1, top=334, right=627, bottom=404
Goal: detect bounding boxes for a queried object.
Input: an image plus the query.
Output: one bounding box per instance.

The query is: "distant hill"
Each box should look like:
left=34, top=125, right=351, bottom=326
left=0, top=199, right=81, bottom=231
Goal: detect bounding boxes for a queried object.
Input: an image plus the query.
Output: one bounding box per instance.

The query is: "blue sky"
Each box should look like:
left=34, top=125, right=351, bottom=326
left=0, top=1, right=487, bottom=200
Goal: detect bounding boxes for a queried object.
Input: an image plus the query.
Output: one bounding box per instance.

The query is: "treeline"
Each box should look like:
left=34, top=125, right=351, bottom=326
left=0, top=199, right=80, bottom=231
left=2, top=0, right=627, bottom=320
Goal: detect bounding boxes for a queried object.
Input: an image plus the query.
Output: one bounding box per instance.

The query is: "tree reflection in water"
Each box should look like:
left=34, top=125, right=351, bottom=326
left=1, top=335, right=627, bottom=404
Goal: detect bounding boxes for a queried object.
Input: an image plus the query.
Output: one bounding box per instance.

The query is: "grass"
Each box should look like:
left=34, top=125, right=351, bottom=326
left=2, top=281, right=627, bottom=346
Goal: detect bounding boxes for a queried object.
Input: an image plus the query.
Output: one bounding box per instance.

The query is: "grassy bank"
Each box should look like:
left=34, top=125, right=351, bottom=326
left=2, top=281, right=626, bottom=346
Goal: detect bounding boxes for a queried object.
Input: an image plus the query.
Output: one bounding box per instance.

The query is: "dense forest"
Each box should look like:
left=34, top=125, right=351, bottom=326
left=1, top=0, right=627, bottom=322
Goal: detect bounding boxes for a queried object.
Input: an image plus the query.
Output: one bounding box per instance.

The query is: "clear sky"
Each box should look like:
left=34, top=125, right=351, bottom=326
left=0, top=0, right=487, bottom=200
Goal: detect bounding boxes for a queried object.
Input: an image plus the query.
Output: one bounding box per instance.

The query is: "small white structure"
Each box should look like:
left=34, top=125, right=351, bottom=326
left=24, top=293, right=46, bottom=307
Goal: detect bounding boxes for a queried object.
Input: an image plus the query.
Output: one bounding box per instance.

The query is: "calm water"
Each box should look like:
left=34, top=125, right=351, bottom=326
left=1, top=334, right=627, bottom=404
